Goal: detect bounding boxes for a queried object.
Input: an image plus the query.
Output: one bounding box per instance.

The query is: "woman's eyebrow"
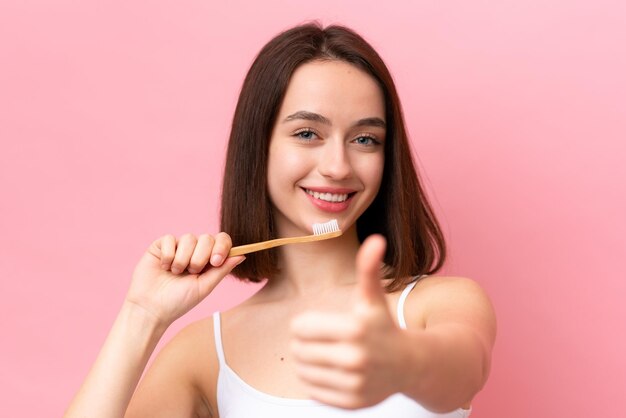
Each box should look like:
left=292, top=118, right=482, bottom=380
left=353, top=117, right=386, bottom=129
left=283, top=111, right=331, bottom=125
left=283, top=111, right=386, bottom=128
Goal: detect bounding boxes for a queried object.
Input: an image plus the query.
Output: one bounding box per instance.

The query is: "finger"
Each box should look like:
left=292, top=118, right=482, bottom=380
left=170, top=234, right=197, bottom=275
left=209, top=232, right=233, bottom=267
left=295, top=363, right=363, bottom=393
left=157, top=234, right=177, bottom=269
left=187, top=234, right=215, bottom=274
left=196, top=255, right=245, bottom=298
left=291, top=340, right=366, bottom=371
left=291, top=311, right=363, bottom=342
left=355, top=234, right=387, bottom=306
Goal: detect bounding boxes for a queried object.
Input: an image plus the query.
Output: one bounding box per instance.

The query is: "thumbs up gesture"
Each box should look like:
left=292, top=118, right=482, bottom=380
left=290, top=235, right=410, bottom=409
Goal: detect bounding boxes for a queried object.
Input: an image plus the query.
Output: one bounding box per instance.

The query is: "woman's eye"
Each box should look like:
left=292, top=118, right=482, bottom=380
left=353, top=135, right=379, bottom=146
left=294, top=129, right=318, bottom=141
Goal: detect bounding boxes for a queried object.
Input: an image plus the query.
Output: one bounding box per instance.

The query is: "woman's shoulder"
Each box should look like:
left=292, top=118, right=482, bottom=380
left=401, top=275, right=497, bottom=339
left=158, top=316, right=220, bottom=381
left=127, top=316, right=219, bottom=417
left=387, top=275, right=487, bottom=304
left=411, top=274, right=488, bottom=296
left=166, top=315, right=216, bottom=348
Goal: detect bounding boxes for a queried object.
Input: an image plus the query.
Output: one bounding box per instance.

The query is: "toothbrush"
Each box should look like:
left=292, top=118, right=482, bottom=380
left=228, top=219, right=342, bottom=257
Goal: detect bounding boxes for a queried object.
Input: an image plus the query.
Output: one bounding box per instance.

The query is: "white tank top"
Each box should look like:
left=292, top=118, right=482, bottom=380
left=212, top=280, right=472, bottom=417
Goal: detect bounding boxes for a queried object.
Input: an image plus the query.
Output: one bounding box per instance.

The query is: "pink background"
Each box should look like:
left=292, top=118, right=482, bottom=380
left=1, top=1, right=625, bottom=416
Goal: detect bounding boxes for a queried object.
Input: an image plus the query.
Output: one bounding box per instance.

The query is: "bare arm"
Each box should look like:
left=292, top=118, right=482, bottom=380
left=63, top=301, right=167, bottom=418
left=400, top=276, right=497, bottom=412
left=64, top=233, right=243, bottom=418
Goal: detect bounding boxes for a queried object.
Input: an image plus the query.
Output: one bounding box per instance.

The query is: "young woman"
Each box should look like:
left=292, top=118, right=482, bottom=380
left=65, top=23, right=496, bottom=418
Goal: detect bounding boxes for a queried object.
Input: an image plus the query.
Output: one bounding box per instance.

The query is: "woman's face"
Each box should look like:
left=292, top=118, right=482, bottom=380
left=267, top=60, right=386, bottom=238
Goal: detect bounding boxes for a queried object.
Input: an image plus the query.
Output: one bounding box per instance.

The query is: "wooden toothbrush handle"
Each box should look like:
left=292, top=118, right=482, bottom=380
left=228, top=231, right=341, bottom=257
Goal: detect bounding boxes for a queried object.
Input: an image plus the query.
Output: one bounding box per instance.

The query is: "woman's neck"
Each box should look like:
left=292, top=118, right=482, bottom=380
left=259, top=228, right=361, bottom=298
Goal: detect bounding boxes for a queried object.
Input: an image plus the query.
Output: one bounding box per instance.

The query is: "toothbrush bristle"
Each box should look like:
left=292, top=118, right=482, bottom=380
left=312, top=219, right=340, bottom=235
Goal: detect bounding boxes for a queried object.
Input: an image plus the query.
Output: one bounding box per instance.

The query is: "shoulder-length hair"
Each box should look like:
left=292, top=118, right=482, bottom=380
left=221, top=22, right=446, bottom=292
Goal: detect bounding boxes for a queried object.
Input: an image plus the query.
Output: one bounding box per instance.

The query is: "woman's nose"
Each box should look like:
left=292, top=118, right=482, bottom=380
left=317, top=140, right=352, bottom=180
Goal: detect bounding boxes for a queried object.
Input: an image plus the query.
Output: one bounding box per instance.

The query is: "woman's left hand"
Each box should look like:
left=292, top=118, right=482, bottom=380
left=290, top=234, right=411, bottom=409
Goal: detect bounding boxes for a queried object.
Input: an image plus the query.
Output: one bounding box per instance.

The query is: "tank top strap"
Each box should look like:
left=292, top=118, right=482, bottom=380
left=212, top=311, right=226, bottom=365
left=396, top=276, right=422, bottom=329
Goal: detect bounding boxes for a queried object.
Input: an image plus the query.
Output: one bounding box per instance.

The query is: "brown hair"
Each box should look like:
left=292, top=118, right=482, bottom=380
left=220, top=22, right=446, bottom=292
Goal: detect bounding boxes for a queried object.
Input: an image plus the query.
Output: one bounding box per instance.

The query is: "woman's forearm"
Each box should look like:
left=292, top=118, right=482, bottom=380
left=400, top=324, right=490, bottom=413
left=64, top=301, right=169, bottom=418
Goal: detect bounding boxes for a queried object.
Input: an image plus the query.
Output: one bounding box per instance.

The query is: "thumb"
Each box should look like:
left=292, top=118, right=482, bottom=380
left=355, top=234, right=388, bottom=308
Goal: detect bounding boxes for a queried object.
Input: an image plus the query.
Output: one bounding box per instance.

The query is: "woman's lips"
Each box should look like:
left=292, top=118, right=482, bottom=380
left=301, top=187, right=356, bottom=213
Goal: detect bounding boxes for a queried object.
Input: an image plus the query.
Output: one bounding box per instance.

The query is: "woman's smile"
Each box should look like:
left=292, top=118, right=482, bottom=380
left=301, top=187, right=357, bottom=213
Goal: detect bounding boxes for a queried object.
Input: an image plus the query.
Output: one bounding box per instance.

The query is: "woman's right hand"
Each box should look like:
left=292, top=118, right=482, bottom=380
left=126, top=232, right=245, bottom=327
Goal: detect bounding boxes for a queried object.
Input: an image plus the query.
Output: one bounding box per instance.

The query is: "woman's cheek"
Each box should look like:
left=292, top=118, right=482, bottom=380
left=282, top=148, right=316, bottom=179
left=355, top=153, right=384, bottom=185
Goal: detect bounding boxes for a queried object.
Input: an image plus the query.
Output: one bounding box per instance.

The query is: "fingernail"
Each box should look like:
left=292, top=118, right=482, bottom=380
left=235, top=256, right=246, bottom=266
left=211, top=254, right=223, bottom=266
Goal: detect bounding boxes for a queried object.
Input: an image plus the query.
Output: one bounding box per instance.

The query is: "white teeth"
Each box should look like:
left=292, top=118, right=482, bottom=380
left=305, top=189, right=349, bottom=203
